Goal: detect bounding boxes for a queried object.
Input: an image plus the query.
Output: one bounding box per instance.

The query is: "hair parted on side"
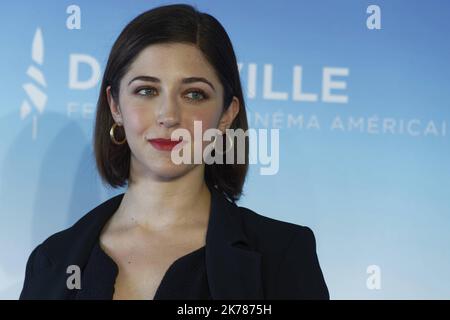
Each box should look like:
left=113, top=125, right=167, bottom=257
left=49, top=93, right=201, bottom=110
left=93, top=3, right=249, bottom=202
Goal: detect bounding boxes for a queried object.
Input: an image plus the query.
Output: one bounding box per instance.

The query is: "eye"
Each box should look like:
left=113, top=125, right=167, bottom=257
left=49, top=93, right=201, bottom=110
left=185, top=90, right=208, bottom=101
left=135, top=87, right=157, bottom=96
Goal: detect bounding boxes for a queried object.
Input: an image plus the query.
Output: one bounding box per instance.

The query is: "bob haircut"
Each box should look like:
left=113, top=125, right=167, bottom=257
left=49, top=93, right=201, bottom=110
left=93, top=4, right=249, bottom=202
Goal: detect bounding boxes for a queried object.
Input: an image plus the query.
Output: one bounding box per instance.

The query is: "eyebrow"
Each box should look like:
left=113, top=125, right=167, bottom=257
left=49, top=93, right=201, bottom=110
left=127, top=75, right=216, bottom=92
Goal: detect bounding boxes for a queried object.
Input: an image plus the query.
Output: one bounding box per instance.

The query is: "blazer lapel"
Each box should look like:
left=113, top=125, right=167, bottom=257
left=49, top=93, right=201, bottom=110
left=46, top=187, right=263, bottom=299
left=206, top=186, right=264, bottom=299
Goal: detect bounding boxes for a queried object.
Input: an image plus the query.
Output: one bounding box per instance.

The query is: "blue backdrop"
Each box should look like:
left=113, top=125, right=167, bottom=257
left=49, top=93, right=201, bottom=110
left=1, top=0, right=449, bottom=299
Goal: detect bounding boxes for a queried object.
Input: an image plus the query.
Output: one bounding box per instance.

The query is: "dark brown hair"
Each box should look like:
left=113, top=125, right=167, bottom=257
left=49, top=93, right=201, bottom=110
left=93, top=4, right=249, bottom=202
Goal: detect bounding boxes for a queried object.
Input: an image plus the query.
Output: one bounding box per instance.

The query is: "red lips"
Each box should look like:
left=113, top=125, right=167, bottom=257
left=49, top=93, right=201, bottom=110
left=148, top=138, right=183, bottom=151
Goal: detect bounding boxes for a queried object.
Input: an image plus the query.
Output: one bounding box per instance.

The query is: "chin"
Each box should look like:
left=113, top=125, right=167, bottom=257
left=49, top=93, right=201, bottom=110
left=150, top=162, right=196, bottom=181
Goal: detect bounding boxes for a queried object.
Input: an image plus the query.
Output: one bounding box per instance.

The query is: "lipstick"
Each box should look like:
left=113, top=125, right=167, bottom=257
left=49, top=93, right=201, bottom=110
left=148, top=138, right=183, bottom=151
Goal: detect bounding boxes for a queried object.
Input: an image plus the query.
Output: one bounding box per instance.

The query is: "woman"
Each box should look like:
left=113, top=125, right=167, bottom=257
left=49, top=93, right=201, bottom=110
left=19, top=4, right=329, bottom=300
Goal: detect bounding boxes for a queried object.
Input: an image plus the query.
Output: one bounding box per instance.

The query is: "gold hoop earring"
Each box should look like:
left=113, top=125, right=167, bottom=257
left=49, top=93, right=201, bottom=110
left=110, top=123, right=127, bottom=145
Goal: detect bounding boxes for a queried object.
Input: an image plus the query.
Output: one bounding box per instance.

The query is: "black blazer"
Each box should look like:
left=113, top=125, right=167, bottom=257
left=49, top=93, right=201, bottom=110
left=19, top=186, right=329, bottom=300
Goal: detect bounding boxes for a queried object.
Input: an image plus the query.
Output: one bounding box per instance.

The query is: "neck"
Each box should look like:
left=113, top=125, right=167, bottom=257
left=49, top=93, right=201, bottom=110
left=115, top=165, right=212, bottom=232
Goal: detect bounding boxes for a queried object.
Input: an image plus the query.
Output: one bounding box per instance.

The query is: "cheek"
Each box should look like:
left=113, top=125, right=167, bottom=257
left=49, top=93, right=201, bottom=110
left=183, top=109, right=222, bottom=154
left=123, top=108, right=153, bottom=136
left=118, top=93, right=155, bottom=136
left=184, top=108, right=222, bottom=133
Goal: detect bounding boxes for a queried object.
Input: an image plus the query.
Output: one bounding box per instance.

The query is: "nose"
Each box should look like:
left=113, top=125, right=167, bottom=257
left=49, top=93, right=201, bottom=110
left=156, top=95, right=180, bottom=128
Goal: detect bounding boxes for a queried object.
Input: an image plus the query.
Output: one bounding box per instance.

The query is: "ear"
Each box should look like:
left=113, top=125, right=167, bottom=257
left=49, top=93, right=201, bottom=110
left=106, top=86, right=123, bottom=124
left=218, top=96, right=240, bottom=132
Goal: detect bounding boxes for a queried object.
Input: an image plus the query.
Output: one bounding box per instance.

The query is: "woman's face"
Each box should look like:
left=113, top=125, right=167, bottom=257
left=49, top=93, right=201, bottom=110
left=107, top=42, right=239, bottom=181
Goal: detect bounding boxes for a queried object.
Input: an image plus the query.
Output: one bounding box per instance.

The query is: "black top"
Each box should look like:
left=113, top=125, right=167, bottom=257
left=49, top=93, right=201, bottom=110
left=20, top=185, right=329, bottom=300
left=75, top=241, right=211, bottom=300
